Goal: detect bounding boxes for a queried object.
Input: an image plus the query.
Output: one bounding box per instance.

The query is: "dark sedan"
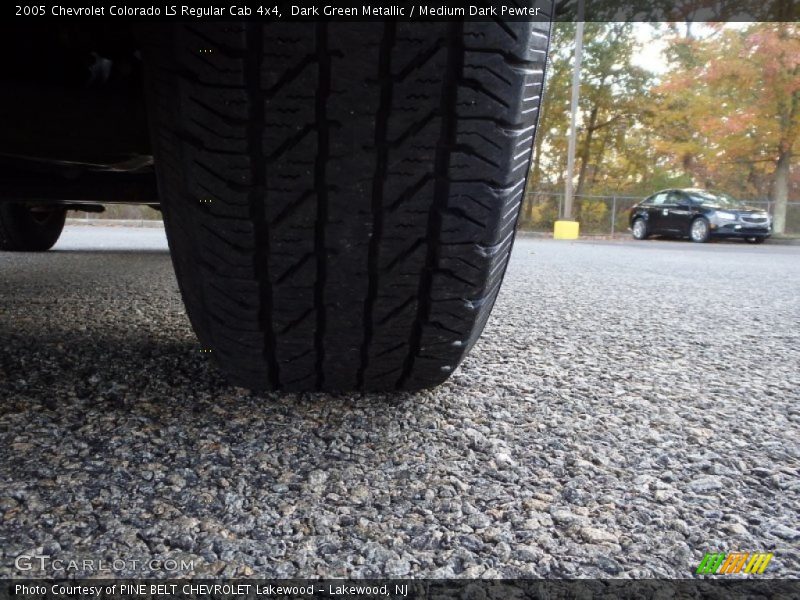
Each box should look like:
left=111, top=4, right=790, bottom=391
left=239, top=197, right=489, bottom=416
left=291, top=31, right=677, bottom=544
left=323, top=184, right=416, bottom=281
left=629, top=189, right=772, bottom=243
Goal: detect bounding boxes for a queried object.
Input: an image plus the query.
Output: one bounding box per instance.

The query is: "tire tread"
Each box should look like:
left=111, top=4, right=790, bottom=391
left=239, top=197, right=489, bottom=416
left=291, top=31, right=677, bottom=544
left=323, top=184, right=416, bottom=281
left=142, top=11, right=552, bottom=391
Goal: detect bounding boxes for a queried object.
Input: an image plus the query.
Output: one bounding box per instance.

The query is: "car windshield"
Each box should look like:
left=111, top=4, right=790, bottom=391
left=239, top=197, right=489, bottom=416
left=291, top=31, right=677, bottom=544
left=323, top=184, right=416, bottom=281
left=686, top=191, right=743, bottom=208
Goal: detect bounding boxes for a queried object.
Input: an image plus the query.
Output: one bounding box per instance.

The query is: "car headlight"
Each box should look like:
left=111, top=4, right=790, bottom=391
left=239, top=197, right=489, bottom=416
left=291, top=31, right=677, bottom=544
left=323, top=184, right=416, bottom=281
left=715, top=211, right=737, bottom=220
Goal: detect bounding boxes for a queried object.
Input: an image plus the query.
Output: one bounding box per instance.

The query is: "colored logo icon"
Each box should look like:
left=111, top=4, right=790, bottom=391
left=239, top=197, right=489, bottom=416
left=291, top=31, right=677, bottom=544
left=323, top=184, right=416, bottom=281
left=696, top=552, right=774, bottom=575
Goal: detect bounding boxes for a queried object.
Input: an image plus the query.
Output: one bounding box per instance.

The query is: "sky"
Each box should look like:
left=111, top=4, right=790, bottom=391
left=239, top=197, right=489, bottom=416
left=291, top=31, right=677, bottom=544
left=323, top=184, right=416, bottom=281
left=630, top=22, right=752, bottom=76
left=632, top=24, right=668, bottom=74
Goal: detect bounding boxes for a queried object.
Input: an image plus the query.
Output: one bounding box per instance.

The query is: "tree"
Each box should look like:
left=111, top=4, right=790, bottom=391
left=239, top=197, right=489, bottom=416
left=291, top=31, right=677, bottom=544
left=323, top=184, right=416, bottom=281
left=653, top=24, right=799, bottom=233
left=528, top=23, right=654, bottom=195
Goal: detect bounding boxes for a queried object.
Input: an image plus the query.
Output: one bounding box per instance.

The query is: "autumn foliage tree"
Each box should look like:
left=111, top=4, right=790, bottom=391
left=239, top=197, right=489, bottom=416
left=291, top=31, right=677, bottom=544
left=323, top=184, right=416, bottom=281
left=653, top=23, right=800, bottom=233
left=530, top=23, right=656, bottom=196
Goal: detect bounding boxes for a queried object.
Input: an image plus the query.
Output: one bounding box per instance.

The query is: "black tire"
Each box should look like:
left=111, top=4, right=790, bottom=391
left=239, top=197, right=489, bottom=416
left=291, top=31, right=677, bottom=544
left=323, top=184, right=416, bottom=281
left=631, top=218, right=648, bottom=240
left=141, top=14, right=552, bottom=392
left=745, top=236, right=765, bottom=244
left=0, top=203, right=66, bottom=251
left=690, top=217, right=711, bottom=243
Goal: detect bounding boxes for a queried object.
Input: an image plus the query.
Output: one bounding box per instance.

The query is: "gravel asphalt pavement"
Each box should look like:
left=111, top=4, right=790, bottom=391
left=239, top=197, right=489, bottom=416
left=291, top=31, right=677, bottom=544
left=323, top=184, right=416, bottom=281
left=1, top=226, right=798, bottom=578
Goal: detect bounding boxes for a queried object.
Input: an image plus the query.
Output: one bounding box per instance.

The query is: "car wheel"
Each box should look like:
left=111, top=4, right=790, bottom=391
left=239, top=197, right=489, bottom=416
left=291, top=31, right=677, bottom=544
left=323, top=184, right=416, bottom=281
left=0, top=203, right=67, bottom=252
left=745, top=236, right=765, bottom=244
left=631, top=218, right=648, bottom=240
left=690, top=218, right=711, bottom=243
left=141, top=17, right=552, bottom=392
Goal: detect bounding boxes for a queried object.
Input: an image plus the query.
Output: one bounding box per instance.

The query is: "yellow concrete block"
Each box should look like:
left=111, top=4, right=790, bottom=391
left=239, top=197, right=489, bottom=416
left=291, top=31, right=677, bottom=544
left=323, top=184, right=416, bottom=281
left=553, top=220, right=580, bottom=240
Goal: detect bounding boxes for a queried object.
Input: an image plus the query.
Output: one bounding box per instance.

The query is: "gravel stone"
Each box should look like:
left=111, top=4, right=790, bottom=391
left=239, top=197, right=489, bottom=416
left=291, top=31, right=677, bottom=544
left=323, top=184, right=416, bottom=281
left=770, top=525, right=800, bottom=541
left=689, top=476, right=725, bottom=493
left=0, top=228, right=798, bottom=577
left=307, top=470, right=328, bottom=487
left=724, top=523, right=749, bottom=536
left=580, top=527, right=619, bottom=545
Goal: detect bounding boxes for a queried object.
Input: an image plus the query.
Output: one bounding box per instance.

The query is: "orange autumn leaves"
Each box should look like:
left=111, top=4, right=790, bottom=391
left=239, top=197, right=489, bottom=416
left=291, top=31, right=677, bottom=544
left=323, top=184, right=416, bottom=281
left=653, top=24, right=799, bottom=206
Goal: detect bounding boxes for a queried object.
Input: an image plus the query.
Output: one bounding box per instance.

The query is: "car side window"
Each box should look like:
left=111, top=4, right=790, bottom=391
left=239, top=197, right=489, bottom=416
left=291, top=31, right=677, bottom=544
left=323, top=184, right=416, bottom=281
left=666, top=192, right=682, bottom=205
left=651, top=193, right=668, bottom=206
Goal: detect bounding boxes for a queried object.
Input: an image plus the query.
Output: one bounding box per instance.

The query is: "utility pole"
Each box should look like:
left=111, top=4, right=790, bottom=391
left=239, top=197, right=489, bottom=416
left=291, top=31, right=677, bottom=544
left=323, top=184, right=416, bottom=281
left=563, top=0, right=585, bottom=221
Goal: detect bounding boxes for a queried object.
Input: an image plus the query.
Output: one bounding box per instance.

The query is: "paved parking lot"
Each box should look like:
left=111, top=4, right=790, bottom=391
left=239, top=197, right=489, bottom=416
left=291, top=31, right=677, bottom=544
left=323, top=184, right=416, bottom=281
left=1, top=226, right=799, bottom=577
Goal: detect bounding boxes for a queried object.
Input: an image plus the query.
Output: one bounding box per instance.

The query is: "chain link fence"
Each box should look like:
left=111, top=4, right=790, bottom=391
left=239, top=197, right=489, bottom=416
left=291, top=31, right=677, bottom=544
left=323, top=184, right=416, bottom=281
left=520, top=191, right=800, bottom=236
left=68, top=192, right=800, bottom=236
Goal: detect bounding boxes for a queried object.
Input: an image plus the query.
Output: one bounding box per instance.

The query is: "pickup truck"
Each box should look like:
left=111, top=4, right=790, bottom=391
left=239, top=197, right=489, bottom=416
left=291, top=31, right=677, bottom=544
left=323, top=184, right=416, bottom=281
left=0, top=9, right=552, bottom=392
